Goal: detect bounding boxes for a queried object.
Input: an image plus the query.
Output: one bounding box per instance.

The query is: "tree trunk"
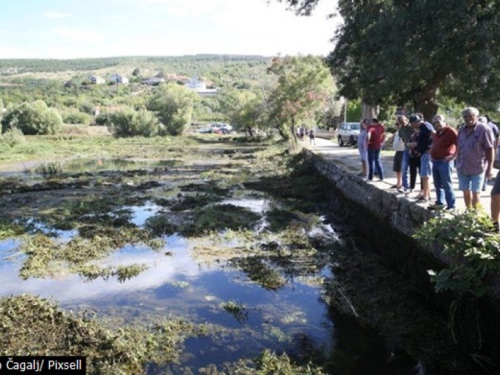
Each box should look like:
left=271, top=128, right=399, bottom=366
left=412, top=86, right=439, bottom=121
left=362, top=103, right=378, bottom=120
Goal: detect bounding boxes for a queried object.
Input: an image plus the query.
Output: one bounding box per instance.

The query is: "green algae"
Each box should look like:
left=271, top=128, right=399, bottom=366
left=0, top=295, right=208, bottom=375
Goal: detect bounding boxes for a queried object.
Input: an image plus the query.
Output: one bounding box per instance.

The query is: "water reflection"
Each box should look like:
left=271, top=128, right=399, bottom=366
left=0, top=199, right=418, bottom=373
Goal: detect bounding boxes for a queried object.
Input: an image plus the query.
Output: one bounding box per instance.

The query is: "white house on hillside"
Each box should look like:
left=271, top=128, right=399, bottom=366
left=109, top=74, right=129, bottom=84
left=185, top=77, right=218, bottom=96
left=88, top=75, right=105, bottom=84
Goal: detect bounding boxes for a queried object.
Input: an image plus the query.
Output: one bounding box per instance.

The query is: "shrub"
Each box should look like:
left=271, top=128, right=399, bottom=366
left=414, top=209, right=500, bottom=297
left=79, top=101, right=95, bottom=115
left=0, top=127, right=25, bottom=147
left=95, top=113, right=110, bottom=126
left=109, top=108, right=160, bottom=137
left=62, top=111, right=91, bottom=125
left=1, top=101, right=62, bottom=135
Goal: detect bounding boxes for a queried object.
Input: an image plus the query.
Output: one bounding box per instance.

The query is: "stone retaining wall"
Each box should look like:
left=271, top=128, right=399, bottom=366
left=304, top=149, right=432, bottom=236
left=304, top=148, right=500, bottom=302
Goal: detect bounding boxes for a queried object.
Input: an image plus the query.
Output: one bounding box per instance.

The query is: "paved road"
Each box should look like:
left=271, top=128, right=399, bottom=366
left=305, top=136, right=498, bottom=213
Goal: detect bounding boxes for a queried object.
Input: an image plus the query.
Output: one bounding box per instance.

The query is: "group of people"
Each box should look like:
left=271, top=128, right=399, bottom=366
left=297, top=125, right=316, bottom=145
left=357, top=107, right=500, bottom=231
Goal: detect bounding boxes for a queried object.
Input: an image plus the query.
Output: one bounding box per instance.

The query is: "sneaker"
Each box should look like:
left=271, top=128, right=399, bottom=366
left=415, top=196, right=429, bottom=203
left=428, top=204, right=445, bottom=211
left=397, top=187, right=405, bottom=193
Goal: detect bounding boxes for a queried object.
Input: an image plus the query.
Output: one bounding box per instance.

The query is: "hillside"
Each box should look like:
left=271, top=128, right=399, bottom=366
left=0, top=55, right=271, bottom=85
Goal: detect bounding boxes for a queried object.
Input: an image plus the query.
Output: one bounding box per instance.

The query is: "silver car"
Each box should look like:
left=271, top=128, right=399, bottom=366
left=337, top=122, right=360, bottom=146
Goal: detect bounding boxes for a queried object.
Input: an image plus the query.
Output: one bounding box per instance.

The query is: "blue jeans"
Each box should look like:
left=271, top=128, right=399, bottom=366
left=432, top=159, right=455, bottom=208
left=368, top=148, right=384, bottom=180
left=401, top=149, right=410, bottom=189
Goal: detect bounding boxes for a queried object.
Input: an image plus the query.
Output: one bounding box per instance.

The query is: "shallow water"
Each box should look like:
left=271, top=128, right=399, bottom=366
left=0, top=194, right=418, bottom=373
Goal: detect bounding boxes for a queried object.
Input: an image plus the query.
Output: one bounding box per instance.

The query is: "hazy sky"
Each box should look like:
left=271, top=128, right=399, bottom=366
left=0, top=0, right=340, bottom=59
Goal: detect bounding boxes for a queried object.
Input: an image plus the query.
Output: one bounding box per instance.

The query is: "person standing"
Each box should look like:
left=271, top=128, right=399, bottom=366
left=486, top=115, right=500, bottom=165
left=408, top=114, right=435, bottom=203
left=481, top=115, right=500, bottom=191
left=357, top=119, right=369, bottom=178
left=407, top=127, right=422, bottom=195
left=366, top=118, right=385, bottom=181
left=391, top=120, right=406, bottom=191
left=491, top=172, right=500, bottom=232
left=428, top=115, right=457, bottom=210
left=455, top=107, right=494, bottom=209
left=396, top=115, right=413, bottom=193
left=308, top=127, right=316, bottom=145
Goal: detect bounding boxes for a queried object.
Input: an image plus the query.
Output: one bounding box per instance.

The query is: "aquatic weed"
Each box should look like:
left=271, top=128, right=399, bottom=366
left=0, top=295, right=208, bottom=375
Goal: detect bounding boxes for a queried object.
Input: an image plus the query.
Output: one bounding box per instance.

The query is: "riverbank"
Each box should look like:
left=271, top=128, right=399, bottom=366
left=303, top=137, right=500, bottom=373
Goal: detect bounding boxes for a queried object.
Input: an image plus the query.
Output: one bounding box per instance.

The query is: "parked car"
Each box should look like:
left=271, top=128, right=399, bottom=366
left=198, top=127, right=213, bottom=134
left=211, top=122, right=233, bottom=134
left=337, top=122, right=360, bottom=146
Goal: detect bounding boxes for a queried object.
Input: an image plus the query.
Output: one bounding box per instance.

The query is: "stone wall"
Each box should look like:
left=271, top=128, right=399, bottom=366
left=303, top=149, right=500, bottom=365
left=303, top=148, right=500, bottom=302
left=304, top=149, right=432, bottom=236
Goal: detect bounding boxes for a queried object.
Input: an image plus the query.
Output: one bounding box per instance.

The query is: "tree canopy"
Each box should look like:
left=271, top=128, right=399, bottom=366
left=281, top=0, right=500, bottom=119
left=266, top=55, right=335, bottom=140
left=148, top=83, right=199, bottom=136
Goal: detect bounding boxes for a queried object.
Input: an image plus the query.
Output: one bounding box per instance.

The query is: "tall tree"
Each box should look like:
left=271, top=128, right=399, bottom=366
left=280, top=0, right=500, bottom=119
left=218, top=89, right=264, bottom=137
left=266, top=55, right=335, bottom=140
left=148, top=83, right=199, bottom=135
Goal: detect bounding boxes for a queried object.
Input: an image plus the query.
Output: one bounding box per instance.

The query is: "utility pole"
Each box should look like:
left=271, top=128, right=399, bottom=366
left=340, top=96, right=347, bottom=123
left=344, top=98, right=347, bottom=123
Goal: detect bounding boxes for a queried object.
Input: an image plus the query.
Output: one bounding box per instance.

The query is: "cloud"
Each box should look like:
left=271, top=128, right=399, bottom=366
left=138, top=0, right=229, bottom=17
left=54, top=27, right=108, bottom=43
left=0, top=47, right=37, bottom=58
left=44, top=11, right=72, bottom=18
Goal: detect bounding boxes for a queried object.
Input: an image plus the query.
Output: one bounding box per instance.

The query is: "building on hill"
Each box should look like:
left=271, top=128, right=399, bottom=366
left=88, top=75, right=105, bottom=84
left=176, top=75, right=190, bottom=84
left=108, top=74, right=129, bottom=85
left=185, top=77, right=218, bottom=96
left=142, top=77, right=165, bottom=86
left=166, top=73, right=178, bottom=81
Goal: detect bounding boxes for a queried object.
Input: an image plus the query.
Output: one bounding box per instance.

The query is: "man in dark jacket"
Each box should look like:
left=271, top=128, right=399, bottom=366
left=407, top=114, right=435, bottom=203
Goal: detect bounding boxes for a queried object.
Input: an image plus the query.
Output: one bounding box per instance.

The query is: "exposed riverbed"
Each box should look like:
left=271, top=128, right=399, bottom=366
left=0, top=138, right=477, bottom=374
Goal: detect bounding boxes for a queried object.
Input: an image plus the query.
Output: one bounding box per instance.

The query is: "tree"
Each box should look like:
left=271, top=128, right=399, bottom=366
left=280, top=0, right=500, bottom=120
left=148, top=83, right=199, bottom=135
left=218, top=89, right=264, bottom=137
left=109, top=108, right=159, bottom=137
left=132, top=67, right=141, bottom=77
left=1, top=100, right=62, bottom=135
left=266, top=55, right=335, bottom=140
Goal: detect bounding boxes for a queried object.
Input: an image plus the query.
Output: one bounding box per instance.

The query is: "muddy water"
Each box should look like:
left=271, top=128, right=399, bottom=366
left=0, top=153, right=420, bottom=373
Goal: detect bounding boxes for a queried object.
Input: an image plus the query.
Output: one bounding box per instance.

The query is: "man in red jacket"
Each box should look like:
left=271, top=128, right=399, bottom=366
left=428, top=115, right=457, bottom=210
left=366, top=118, right=385, bottom=181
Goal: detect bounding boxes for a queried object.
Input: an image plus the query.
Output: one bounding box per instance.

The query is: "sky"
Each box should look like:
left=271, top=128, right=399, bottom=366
left=0, top=0, right=341, bottom=59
